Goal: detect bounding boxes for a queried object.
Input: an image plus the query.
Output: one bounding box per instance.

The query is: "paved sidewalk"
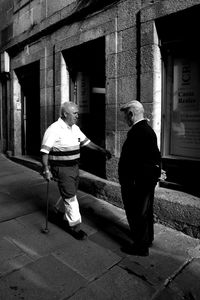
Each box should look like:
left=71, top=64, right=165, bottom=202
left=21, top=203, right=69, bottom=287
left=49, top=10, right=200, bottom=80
left=0, top=154, right=200, bottom=299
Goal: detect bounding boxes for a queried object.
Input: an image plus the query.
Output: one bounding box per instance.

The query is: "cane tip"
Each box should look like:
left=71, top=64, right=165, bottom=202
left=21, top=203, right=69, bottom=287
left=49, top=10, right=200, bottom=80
left=41, top=228, right=49, bottom=234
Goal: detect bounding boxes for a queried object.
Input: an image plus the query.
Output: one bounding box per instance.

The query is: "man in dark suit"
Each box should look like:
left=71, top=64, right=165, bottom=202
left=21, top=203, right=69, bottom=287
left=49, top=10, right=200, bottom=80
left=118, top=100, right=161, bottom=256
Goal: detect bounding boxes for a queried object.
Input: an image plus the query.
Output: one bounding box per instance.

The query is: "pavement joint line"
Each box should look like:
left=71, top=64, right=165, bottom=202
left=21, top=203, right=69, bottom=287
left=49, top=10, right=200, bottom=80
left=164, top=257, right=194, bottom=287
left=0, top=210, right=40, bottom=224
left=121, top=264, right=154, bottom=287
left=4, top=235, right=41, bottom=259
left=150, top=257, right=194, bottom=300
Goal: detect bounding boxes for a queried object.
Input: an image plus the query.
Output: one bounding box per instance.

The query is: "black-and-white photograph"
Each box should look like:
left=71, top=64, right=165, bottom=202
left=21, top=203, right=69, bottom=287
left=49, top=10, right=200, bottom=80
left=0, top=0, right=200, bottom=299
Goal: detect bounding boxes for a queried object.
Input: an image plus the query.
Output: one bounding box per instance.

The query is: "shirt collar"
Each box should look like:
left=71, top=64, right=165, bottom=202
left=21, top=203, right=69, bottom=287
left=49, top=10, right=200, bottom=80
left=58, top=117, right=72, bottom=129
left=133, top=118, right=145, bottom=126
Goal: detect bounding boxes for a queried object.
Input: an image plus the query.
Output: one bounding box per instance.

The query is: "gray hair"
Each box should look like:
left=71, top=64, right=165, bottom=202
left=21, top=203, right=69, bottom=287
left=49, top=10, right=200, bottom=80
left=120, top=100, right=144, bottom=115
left=60, top=102, right=78, bottom=117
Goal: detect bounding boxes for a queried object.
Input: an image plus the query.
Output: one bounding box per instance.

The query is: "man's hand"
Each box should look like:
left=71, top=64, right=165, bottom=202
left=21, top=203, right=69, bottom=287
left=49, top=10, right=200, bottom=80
left=159, top=169, right=167, bottom=181
left=42, top=169, right=53, bottom=181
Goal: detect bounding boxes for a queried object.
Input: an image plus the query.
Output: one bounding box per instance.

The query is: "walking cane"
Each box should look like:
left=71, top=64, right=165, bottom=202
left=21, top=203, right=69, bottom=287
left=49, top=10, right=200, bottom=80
left=41, top=180, right=50, bottom=234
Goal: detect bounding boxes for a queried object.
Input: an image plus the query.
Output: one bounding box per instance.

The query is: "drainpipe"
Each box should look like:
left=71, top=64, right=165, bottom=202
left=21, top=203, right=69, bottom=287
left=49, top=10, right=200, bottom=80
left=136, top=10, right=141, bottom=101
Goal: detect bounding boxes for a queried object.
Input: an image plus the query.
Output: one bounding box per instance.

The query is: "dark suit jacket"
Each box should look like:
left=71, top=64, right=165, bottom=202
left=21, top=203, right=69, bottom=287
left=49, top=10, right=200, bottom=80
left=118, top=119, right=161, bottom=185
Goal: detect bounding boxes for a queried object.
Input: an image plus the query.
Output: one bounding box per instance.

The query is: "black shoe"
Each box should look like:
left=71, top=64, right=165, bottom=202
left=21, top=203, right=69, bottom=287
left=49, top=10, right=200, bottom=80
left=121, top=244, right=149, bottom=256
left=70, top=229, right=88, bottom=240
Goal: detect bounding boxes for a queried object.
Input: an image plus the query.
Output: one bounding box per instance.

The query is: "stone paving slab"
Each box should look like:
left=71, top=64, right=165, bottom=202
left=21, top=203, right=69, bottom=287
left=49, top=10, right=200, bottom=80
left=0, top=255, right=87, bottom=300
left=0, top=191, right=40, bottom=222
left=0, top=237, right=27, bottom=262
left=53, top=238, right=121, bottom=281
left=152, top=286, right=183, bottom=300
left=69, top=265, right=155, bottom=300
left=0, top=237, right=34, bottom=277
left=0, top=171, right=60, bottom=220
left=0, top=253, right=33, bottom=279
left=89, top=227, right=130, bottom=253
left=0, top=217, right=76, bottom=259
left=68, top=283, right=110, bottom=300
left=119, top=253, right=182, bottom=288
left=169, top=258, right=200, bottom=300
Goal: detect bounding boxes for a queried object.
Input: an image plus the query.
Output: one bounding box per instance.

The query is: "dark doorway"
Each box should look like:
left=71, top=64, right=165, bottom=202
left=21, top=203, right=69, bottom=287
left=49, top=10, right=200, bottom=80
left=0, top=74, right=10, bottom=153
left=63, top=38, right=106, bottom=178
left=16, top=62, right=40, bottom=156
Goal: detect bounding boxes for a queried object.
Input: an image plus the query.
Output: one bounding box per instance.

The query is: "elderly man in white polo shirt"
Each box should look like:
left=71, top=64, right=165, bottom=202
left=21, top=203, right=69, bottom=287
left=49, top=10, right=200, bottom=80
left=40, top=101, right=111, bottom=240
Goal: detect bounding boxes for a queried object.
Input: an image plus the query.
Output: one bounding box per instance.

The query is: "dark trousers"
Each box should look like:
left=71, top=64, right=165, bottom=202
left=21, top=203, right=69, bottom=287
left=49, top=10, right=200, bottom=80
left=51, top=164, right=79, bottom=198
left=121, top=180, right=156, bottom=247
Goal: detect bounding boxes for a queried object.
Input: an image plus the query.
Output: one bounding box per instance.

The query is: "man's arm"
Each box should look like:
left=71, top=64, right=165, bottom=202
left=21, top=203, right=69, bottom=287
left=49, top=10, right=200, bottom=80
left=41, top=153, right=52, bottom=181
left=85, top=141, right=111, bottom=159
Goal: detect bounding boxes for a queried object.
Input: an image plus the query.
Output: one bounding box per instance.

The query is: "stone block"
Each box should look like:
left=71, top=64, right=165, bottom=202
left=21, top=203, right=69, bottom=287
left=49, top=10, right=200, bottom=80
left=106, top=105, right=117, bottom=131
left=46, top=68, right=53, bottom=87
left=105, top=131, right=118, bottom=156
left=40, top=88, right=46, bottom=107
left=140, top=72, right=154, bottom=102
left=79, top=26, right=105, bottom=44
left=46, top=87, right=54, bottom=105
left=40, top=54, right=54, bottom=70
left=117, top=49, right=137, bottom=77
left=106, top=53, right=116, bottom=79
left=106, top=75, right=137, bottom=105
left=40, top=69, right=45, bottom=89
left=13, top=7, right=34, bottom=37
left=117, top=0, right=140, bottom=31
left=141, top=44, right=161, bottom=73
left=141, top=20, right=157, bottom=47
left=60, top=1, right=76, bottom=19
left=79, top=8, right=116, bottom=33
left=47, top=0, right=75, bottom=17
left=32, top=0, right=42, bottom=25
left=106, top=156, right=119, bottom=182
left=107, top=52, right=139, bottom=85
left=141, top=0, right=198, bottom=23
left=45, top=11, right=61, bottom=28
left=118, top=75, right=137, bottom=103
left=56, top=34, right=79, bottom=51
left=106, top=78, right=117, bottom=104
left=121, top=26, right=137, bottom=51
left=27, top=40, right=42, bottom=55
left=106, top=32, right=119, bottom=56
left=55, top=85, right=61, bottom=104
left=53, top=22, right=79, bottom=44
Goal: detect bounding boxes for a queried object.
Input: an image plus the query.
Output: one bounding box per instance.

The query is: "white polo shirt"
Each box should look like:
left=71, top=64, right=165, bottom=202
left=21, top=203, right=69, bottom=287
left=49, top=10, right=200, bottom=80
left=40, top=118, right=90, bottom=163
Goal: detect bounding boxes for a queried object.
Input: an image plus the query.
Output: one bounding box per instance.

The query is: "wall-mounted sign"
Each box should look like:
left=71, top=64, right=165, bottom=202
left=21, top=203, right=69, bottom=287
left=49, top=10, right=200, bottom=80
left=170, top=58, right=200, bottom=159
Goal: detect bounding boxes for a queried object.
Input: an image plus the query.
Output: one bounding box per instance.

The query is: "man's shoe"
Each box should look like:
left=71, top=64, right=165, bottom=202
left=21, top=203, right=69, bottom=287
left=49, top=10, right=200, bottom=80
left=70, top=229, right=88, bottom=240
left=61, top=221, right=87, bottom=240
left=121, top=244, right=149, bottom=256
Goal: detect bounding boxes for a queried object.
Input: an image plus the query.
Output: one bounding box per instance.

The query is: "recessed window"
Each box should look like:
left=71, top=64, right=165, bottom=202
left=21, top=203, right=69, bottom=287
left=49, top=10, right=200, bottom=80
left=163, top=49, right=200, bottom=161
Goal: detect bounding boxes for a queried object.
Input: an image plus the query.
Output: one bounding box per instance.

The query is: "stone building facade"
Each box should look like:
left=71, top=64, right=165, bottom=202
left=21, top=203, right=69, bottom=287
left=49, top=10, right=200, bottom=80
left=0, top=0, right=200, bottom=197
